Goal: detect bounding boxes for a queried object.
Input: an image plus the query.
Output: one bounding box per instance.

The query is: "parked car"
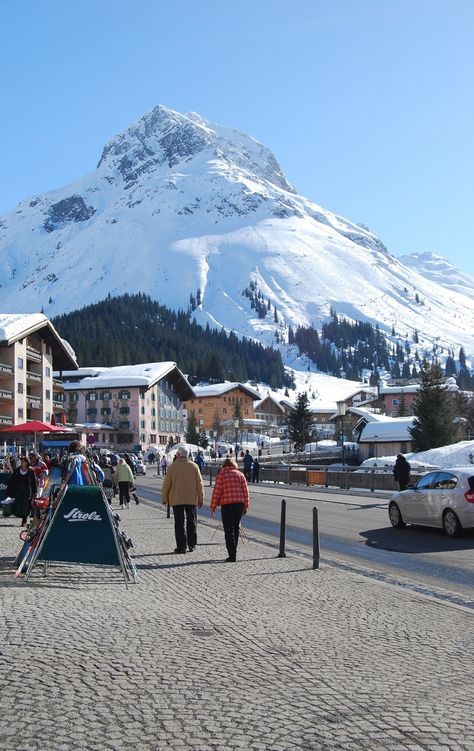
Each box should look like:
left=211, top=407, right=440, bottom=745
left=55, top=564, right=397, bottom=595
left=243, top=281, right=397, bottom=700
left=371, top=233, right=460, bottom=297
left=388, top=467, right=474, bottom=537
left=135, top=458, right=147, bottom=476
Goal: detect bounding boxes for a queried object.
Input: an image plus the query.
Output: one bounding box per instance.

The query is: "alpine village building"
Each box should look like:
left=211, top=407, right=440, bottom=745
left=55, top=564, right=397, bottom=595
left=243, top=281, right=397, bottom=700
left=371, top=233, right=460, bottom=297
left=0, top=313, right=78, bottom=428
left=61, top=362, right=195, bottom=451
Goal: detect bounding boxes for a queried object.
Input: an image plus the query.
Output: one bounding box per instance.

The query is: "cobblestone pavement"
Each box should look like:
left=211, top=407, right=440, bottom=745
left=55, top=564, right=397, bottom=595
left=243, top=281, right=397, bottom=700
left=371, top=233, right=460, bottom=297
left=0, top=499, right=473, bottom=751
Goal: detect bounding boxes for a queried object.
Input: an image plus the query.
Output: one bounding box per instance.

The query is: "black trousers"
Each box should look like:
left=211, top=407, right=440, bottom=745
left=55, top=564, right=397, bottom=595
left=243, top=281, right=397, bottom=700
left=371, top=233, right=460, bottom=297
left=221, top=503, right=244, bottom=560
left=173, top=504, right=197, bottom=551
left=118, top=481, right=131, bottom=505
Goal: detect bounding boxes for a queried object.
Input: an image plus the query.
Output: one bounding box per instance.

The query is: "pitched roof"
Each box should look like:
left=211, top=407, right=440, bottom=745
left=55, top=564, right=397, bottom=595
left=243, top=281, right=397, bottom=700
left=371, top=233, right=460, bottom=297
left=191, top=382, right=261, bottom=400
left=0, top=313, right=77, bottom=370
left=359, top=417, right=415, bottom=442
left=62, top=362, right=195, bottom=400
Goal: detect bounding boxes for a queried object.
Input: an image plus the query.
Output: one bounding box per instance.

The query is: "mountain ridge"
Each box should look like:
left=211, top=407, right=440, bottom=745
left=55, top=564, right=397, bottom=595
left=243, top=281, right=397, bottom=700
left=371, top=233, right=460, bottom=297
left=0, top=104, right=473, bottom=364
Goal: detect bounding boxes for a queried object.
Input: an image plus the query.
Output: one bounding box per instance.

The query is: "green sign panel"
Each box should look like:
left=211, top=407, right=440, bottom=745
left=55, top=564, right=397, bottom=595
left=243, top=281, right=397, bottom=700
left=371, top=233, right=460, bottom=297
left=37, top=485, right=121, bottom=566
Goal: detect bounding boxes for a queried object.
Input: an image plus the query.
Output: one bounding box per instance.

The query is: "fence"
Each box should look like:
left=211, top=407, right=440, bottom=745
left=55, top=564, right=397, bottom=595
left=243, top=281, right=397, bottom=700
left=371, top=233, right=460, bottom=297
left=203, top=463, right=426, bottom=493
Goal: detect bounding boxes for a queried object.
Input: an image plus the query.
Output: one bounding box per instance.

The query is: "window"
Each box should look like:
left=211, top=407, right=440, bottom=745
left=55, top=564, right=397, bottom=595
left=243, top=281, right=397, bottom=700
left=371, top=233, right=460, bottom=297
left=118, top=390, right=130, bottom=400
left=119, top=407, right=130, bottom=415
left=415, top=473, right=437, bottom=490
left=119, top=421, right=130, bottom=429
left=140, top=420, right=145, bottom=429
left=86, top=393, right=97, bottom=401
left=152, top=421, right=156, bottom=430
left=140, top=434, right=146, bottom=443
left=117, top=433, right=133, bottom=444
left=17, top=357, right=24, bottom=369
left=17, top=383, right=24, bottom=394
left=69, top=392, right=79, bottom=402
left=45, top=389, right=51, bottom=400
left=432, top=472, right=458, bottom=490
left=141, top=406, right=145, bottom=415
left=101, top=408, right=111, bottom=415
left=45, top=412, right=50, bottom=421
left=45, top=366, right=51, bottom=377
left=150, top=434, right=156, bottom=443
left=151, top=408, right=156, bottom=416
left=101, top=391, right=112, bottom=400
left=87, top=408, right=97, bottom=416
left=151, top=393, right=156, bottom=401
left=18, top=408, right=24, bottom=419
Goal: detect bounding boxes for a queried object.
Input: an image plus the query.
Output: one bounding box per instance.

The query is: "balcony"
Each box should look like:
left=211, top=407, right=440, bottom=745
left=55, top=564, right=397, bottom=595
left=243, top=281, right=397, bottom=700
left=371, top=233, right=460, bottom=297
left=26, top=370, right=42, bottom=383
left=0, top=414, right=13, bottom=425
left=0, top=387, right=13, bottom=401
left=27, top=395, right=42, bottom=409
left=0, top=362, right=13, bottom=375
left=26, top=345, right=42, bottom=362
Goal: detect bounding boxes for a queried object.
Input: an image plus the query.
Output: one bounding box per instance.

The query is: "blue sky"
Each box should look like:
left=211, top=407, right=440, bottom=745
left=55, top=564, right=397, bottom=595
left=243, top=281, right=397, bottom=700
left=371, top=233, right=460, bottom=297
left=1, top=0, right=472, bottom=272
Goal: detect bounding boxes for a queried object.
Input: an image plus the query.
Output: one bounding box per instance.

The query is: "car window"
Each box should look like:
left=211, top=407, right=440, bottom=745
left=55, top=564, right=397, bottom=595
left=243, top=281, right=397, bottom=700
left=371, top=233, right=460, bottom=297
left=415, top=473, right=437, bottom=490
left=431, top=471, right=458, bottom=490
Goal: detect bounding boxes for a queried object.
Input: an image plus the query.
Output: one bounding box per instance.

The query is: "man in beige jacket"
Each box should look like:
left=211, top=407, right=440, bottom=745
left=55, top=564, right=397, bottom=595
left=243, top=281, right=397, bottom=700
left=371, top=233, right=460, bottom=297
left=161, top=447, right=204, bottom=553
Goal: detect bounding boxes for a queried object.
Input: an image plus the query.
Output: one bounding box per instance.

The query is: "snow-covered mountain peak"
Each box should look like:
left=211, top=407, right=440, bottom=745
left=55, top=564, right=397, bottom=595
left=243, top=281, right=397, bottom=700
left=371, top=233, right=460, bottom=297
left=96, top=104, right=294, bottom=194
left=1, top=105, right=473, bottom=363
left=398, top=252, right=474, bottom=297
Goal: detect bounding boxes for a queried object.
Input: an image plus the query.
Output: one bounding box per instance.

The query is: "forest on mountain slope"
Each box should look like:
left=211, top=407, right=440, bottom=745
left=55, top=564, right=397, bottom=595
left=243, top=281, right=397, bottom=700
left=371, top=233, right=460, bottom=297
left=52, top=293, right=294, bottom=388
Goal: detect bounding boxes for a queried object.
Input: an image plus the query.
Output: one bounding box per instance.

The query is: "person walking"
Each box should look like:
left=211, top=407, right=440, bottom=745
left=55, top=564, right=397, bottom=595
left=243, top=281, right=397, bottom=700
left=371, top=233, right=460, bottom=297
left=251, top=457, right=260, bottom=484
left=393, top=453, right=411, bottom=491
left=116, top=457, right=134, bottom=508
left=161, top=447, right=204, bottom=553
left=6, top=456, right=37, bottom=526
left=28, top=451, right=49, bottom=495
left=195, top=451, right=205, bottom=473
left=242, top=449, right=253, bottom=481
left=61, top=440, right=105, bottom=487
left=210, top=458, right=249, bottom=563
left=160, top=454, right=168, bottom=477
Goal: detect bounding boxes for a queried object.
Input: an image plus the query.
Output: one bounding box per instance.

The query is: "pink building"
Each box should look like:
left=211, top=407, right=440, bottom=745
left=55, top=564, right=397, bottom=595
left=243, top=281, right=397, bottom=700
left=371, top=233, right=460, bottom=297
left=61, top=362, right=194, bottom=452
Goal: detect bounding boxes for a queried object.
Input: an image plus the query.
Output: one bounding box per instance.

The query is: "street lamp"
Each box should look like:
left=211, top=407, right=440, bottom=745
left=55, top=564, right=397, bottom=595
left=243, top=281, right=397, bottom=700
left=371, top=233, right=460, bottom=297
left=233, top=418, right=239, bottom=460
left=336, top=400, right=347, bottom=467
left=373, top=434, right=378, bottom=463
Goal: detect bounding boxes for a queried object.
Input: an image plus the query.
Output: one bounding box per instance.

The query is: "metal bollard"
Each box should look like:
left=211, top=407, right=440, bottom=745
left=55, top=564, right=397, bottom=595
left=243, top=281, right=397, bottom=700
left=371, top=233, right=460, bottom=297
left=312, top=506, right=320, bottom=569
left=278, top=498, right=287, bottom=558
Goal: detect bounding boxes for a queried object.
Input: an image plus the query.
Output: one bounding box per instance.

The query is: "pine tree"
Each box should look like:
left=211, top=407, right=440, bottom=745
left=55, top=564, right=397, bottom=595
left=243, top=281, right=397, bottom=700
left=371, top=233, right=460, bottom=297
left=288, top=392, right=312, bottom=450
left=397, top=391, right=408, bottom=416
left=409, top=361, right=459, bottom=451
left=185, top=412, right=201, bottom=445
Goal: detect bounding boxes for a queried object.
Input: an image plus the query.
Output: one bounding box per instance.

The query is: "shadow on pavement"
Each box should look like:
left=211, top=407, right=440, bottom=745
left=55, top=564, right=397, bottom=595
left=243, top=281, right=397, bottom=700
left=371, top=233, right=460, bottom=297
left=360, top=525, right=474, bottom=554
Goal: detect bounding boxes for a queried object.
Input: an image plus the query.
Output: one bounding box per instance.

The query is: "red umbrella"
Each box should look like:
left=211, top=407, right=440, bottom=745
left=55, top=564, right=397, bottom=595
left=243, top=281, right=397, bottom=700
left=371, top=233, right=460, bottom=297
left=0, top=420, right=71, bottom=452
left=0, top=420, right=67, bottom=434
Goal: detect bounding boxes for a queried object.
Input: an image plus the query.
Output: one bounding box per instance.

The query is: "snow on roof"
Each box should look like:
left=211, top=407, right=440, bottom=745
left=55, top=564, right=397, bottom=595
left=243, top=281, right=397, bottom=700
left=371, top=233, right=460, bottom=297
left=192, top=382, right=261, bottom=399
left=63, top=362, right=179, bottom=389
left=0, top=313, right=48, bottom=342
left=379, top=384, right=420, bottom=395
left=359, top=417, right=415, bottom=442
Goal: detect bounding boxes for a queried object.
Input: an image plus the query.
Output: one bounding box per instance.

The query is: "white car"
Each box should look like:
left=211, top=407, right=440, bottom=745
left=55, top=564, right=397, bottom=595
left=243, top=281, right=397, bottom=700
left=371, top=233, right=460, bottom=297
left=135, top=458, right=147, bottom=476
left=388, top=467, right=474, bottom=537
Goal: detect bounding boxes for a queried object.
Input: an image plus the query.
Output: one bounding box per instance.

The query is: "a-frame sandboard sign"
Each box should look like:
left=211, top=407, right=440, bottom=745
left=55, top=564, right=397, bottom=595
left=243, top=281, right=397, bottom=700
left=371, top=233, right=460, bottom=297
left=25, top=485, right=137, bottom=584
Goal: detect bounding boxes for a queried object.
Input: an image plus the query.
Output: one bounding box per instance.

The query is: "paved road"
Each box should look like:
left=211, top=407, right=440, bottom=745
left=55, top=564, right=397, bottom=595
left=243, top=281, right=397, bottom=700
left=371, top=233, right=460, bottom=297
left=1, top=492, right=473, bottom=751
left=137, top=474, right=474, bottom=603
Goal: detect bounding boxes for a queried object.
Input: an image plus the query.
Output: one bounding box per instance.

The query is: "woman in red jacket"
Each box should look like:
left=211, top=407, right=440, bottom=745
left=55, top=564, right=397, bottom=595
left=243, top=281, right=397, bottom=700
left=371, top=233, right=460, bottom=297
left=210, top=458, right=249, bottom=562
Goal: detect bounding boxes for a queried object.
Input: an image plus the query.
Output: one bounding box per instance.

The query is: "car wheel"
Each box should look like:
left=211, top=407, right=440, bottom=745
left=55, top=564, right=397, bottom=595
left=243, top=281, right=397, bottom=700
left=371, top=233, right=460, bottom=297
left=443, top=509, right=462, bottom=538
left=389, top=502, right=405, bottom=528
